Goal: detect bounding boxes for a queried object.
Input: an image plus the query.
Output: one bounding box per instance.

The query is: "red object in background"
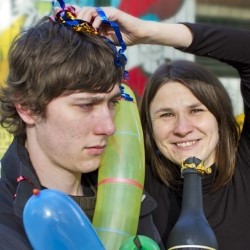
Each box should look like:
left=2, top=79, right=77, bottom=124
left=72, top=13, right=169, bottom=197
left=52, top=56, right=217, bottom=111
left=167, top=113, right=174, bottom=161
left=127, top=67, right=149, bottom=97
left=119, top=0, right=184, bottom=97
left=119, top=0, right=184, bottom=20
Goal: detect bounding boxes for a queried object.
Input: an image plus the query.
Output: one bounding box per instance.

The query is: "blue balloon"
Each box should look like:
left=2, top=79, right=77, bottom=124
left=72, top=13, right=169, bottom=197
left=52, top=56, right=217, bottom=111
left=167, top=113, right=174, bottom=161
left=23, top=189, right=105, bottom=250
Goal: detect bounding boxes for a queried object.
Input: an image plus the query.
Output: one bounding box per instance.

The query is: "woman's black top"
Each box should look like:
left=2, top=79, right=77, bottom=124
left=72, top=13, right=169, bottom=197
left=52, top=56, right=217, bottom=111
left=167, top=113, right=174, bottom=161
left=140, top=23, right=250, bottom=250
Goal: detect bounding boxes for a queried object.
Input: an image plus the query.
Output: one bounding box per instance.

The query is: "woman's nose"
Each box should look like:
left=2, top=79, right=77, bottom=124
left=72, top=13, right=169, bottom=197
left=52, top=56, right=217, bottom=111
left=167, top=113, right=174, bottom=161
left=173, top=114, right=194, bottom=136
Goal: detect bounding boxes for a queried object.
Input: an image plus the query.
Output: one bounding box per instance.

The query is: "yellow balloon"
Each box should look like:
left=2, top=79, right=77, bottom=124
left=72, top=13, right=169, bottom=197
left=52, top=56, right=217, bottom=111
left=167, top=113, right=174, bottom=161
left=0, top=126, right=13, bottom=160
left=0, top=16, right=25, bottom=84
left=93, top=84, right=145, bottom=249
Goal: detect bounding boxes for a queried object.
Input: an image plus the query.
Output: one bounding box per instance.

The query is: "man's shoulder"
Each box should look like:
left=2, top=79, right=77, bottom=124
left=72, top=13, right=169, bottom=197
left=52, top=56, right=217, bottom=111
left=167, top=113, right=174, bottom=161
left=0, top=210, right=22, bottom=232
left=0, top=207, right=32, bottom=249
left=0, top=222, right=32, bottom=250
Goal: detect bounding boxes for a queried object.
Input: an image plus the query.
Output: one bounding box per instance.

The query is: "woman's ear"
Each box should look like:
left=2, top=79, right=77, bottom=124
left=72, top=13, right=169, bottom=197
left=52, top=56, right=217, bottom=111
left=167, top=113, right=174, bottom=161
left=14, top=103, right=36, bottom=125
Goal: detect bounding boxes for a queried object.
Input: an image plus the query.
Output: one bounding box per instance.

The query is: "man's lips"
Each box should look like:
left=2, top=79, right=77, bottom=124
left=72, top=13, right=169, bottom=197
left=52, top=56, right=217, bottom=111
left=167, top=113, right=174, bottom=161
left=85, top=145, right=106, bottom=155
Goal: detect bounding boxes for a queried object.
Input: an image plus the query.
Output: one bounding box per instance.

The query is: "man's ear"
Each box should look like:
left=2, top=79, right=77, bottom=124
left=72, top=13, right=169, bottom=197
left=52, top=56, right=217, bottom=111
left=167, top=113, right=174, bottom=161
left=14, top=103, right=36, bottom=125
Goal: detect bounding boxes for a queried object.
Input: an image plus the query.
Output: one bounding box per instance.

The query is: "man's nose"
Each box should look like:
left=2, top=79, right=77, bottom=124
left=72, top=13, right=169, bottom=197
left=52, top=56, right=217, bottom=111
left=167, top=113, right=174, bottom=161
left=94, top=108, right=116, bottom=136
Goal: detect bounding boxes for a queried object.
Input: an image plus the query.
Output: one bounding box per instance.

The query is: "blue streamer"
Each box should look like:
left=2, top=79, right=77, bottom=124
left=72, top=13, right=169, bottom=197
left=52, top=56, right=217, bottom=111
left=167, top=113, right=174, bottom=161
left=96, top=7, right=126, bottom=53
left=52, top=0, right=65, bottom=9
left=120, top=85, right=133, bottom=102
left=95, top=7, right=128, bottom=80
left=51, top=0, right=128, bottom=78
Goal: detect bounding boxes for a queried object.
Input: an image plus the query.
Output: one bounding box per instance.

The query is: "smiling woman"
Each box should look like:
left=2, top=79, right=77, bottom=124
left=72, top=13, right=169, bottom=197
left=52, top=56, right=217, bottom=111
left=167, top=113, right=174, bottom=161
left=138, top=58, right=241, bottom=249
left=140, top=60, right=238, bottom=190
left=149, top=80, right=219, bottom=169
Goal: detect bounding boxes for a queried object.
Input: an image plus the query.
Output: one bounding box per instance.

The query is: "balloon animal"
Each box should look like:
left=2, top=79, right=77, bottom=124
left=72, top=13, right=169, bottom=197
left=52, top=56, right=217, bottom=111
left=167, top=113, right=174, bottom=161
left=23, top=189, right=104, bottom=250
left=92, top=84, right=145, bottom=248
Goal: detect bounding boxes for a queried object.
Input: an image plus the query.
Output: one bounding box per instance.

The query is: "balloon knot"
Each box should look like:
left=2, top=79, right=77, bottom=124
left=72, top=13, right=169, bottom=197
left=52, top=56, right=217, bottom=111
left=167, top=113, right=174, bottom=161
left=33, top=188, right=40, bottom=196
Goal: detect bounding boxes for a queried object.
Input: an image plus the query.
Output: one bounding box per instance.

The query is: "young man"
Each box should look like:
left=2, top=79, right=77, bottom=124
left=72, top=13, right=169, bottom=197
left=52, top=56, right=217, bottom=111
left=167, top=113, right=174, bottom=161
left=0, top=8, right=125, bottom=249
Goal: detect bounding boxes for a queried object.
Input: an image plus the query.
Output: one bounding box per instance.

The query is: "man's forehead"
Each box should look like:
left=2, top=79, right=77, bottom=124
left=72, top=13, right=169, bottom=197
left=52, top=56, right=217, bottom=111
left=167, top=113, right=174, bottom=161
left=70, top=87, right=121, bottom=100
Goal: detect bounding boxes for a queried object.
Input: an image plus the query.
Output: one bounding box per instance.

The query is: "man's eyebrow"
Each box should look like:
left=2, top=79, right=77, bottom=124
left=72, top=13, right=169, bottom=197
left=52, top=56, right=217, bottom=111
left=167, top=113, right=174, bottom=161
left=73, top=96, right=102, bottom=101
left=73, top=91, right=121, bottom=102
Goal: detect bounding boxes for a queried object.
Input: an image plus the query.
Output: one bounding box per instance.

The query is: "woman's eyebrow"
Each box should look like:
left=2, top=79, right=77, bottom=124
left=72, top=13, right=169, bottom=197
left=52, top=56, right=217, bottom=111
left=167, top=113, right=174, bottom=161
left=155, top=107, right=171, bottom=113
left=153, top=102, right=204, bottom=113
left=188, top=102, right=204, bottom=109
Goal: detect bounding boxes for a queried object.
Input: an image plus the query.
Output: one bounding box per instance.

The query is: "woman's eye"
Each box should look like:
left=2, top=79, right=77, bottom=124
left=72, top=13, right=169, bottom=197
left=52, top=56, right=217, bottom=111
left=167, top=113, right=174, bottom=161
left=191, top=109, right=203, bottom=114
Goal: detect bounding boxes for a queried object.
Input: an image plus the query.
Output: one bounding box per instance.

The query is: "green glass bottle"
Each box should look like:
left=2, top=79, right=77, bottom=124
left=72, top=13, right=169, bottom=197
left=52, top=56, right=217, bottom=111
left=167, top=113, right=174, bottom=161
left=166, top=157, right=218, bottom=250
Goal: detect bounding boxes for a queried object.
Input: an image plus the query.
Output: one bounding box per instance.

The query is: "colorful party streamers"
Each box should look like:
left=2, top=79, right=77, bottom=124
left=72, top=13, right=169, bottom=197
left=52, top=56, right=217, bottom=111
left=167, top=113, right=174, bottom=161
left=92, top=84, right=145, bottom=248
left=52, top=1, right=127, bottom=72
left=23, top=189, right=105, bottom=250
left=96, top=7, right=127, bottom=68
left=119, top=235, right=160, bottom=250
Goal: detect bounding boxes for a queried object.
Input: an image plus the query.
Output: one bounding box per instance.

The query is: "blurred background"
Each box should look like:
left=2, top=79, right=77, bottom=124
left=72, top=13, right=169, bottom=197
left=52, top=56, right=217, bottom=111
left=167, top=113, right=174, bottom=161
left=0, top=0, right=249, bottom=160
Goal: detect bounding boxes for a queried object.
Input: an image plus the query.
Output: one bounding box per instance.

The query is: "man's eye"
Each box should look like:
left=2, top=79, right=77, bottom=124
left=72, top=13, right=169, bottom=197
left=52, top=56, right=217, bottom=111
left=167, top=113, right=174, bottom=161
left=109, top=99, right=120, bottom=108
left=113, top=99, right=120, bottom=105
left=79, top=103, right=93, bottom=109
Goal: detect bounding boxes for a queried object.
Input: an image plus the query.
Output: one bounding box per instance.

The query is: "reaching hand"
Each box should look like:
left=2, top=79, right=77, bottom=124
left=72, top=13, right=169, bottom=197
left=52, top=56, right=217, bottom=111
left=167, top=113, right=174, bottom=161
left=73, top=6, right=146, bottom=46
left=52, top=5, right=193, bottom=49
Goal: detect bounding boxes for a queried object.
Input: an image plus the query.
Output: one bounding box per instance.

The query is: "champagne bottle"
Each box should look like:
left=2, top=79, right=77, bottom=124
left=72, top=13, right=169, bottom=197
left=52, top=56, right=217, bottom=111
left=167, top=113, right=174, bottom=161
left=166, top=157, right=218, bottom=250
